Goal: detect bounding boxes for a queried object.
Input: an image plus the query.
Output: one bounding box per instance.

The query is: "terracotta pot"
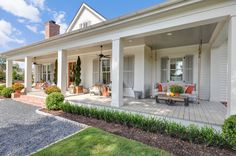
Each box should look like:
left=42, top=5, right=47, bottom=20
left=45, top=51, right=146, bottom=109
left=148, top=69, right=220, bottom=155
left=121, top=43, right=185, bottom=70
left=76, top=86, right=83, bottom=94
left=15, top=90, right=21, bottom=94
left=175, top=93, right=180, bottom=97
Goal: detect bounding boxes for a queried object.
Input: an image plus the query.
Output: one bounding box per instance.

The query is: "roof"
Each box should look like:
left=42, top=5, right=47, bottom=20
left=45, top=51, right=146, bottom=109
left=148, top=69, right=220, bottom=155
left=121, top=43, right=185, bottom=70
left=66, top=3, right=107, bottom=32
left=1, top=0, right=199, bottom=56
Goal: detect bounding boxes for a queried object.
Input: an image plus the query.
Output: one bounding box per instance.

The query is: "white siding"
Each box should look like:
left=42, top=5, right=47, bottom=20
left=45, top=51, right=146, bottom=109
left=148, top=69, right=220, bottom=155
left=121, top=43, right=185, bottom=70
left=210, top=41, right=228, bottom=102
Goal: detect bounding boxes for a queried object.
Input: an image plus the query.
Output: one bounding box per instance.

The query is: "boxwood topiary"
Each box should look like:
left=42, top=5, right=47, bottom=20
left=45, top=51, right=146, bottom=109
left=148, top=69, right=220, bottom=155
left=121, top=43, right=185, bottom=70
left=45, top=86, right=61, bottom=95
left=1, top=87, right=14, bottom=98
left=46, top=92, right=64, bottom=110
left=222, top=115, right=236, bottom=149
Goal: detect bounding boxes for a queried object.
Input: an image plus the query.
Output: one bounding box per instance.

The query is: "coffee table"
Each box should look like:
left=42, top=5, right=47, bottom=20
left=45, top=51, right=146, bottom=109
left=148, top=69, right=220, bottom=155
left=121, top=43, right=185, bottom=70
left=155, top=94, right=189, bottom=106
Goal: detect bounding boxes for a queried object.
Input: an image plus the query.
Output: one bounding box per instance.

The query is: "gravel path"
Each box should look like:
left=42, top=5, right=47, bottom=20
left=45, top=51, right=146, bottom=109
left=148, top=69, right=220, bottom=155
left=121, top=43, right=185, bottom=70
left=0, top=99, right=83, bottom=156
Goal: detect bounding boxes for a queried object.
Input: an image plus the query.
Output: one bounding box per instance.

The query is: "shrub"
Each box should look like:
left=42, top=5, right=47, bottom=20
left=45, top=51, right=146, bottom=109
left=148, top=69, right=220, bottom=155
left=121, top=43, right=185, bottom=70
left=12, top=83, right=24, bottom=91
left=0, top=84, right=6, bottom=92
left=169, top=85, right=184, bottom=94
left=1, top=87, right=14, bottom=98
left=45, top=86, right=61, bottom=95
left=222, top=115, right=236, bottom=149
left=46, top=92, right=64, bottom=110
left=59, top=102, right=227, bottom=148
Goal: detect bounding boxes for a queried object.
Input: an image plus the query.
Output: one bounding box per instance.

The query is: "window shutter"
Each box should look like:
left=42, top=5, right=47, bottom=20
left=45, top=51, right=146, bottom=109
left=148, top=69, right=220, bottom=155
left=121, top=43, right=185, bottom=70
left=93, top=59, right=99, bottom=83
left=161, top=57, right=168, bottom=83
left=184, top=55, right=193, bottom=83
left=123, top=56, right=134, bottom=88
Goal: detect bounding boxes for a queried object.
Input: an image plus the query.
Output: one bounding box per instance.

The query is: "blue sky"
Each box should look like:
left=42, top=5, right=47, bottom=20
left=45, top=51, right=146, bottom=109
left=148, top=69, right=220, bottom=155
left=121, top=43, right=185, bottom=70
left=0, top=0, right=165, bottom=53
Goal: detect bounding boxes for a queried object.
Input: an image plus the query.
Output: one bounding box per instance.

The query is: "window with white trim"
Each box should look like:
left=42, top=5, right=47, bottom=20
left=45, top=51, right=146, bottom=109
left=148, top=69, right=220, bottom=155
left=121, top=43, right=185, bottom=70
left=160, top=56, right=193, bottom=83
left=101, top=59, right=110, bottom=84
left=170, top=58, right=183, bottom=81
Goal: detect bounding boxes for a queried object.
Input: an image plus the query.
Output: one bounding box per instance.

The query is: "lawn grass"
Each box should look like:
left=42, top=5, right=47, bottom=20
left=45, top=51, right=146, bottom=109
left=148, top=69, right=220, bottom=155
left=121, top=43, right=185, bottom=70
left=32, top=127, right=170, bottom=156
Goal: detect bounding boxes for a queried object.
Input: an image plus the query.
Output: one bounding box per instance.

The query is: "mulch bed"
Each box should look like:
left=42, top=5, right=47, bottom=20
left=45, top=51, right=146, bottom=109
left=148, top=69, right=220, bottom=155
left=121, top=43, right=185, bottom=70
left=40, top=108, right=236, bottom=156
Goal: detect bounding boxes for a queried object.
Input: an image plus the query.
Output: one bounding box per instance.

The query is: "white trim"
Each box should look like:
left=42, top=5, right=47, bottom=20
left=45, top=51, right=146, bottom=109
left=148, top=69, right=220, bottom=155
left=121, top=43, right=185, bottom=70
left=66, top=3, right=106, bottom=32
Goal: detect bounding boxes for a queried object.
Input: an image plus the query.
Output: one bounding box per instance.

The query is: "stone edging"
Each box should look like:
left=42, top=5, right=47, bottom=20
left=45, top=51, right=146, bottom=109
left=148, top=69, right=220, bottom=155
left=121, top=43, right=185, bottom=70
left=31, top=109, right=89, bottom=155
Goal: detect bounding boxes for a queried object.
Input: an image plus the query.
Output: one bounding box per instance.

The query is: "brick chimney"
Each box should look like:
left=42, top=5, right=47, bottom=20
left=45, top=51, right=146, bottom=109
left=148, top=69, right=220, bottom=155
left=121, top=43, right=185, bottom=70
left=45, top=20, right=60, bottom=39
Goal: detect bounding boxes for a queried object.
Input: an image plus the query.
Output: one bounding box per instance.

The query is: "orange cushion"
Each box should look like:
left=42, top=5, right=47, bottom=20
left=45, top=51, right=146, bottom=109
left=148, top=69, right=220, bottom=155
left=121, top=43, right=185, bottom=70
left=157, top=84, right=162, bottom=92
left=185, top=85, right=194, bottom=94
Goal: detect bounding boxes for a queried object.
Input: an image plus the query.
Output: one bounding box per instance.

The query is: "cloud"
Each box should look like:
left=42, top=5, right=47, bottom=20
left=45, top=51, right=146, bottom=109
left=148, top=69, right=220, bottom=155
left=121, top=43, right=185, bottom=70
left=53, top=11, right=68, bottom=34
left=26, top=25, right=38, bottom=33
left=17, top=19, right=26, bottom=23
left=0, top=19, right=25, bottom=48
left=29, top=0, right=45, bottom=10
left=0, top=0, right=40, bottom=22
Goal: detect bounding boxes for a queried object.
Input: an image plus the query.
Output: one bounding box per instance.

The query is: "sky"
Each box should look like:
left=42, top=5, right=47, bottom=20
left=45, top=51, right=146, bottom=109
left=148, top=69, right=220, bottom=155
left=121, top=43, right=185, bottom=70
left=0, top=0, right=165, bottom=53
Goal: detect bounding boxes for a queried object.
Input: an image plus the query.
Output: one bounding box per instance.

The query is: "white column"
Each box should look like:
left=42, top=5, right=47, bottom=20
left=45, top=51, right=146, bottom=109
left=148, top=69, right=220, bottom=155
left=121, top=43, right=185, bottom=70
left=57, top=50, right=67, bottom=94
left=111, top=38, right=124, bottom=107
left=24, top=57, right=32, bottom=92
left=227, top=15, right=236, bottom=116
left=6, top=59, right=13, bottom=87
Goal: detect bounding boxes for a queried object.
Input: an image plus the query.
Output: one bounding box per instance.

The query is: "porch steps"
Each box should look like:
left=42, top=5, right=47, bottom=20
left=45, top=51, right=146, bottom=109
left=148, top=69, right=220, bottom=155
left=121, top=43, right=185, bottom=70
left=12, top=94, right=46, bottom=108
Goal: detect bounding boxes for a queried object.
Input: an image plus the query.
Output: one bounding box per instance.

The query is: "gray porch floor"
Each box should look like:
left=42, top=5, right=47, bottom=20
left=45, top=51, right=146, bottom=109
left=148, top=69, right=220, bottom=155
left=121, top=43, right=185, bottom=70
left=65, top=94, right=227, bottom=126
left=27, top=90, right=227, bottom=126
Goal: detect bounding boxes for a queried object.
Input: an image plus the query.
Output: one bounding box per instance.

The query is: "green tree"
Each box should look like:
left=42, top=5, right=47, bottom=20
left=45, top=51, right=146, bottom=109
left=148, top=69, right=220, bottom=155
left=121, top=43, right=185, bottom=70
left=53, top=59, right=58, bottom=84
left=75, top=56, right=81, bottom=86
left=0, top=57, right=6, bottom=80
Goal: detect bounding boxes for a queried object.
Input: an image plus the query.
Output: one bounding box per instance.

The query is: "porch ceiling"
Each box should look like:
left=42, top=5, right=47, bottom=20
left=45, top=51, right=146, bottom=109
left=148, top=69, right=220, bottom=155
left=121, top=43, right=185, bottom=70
left=129, top=23, right=217, bottom=49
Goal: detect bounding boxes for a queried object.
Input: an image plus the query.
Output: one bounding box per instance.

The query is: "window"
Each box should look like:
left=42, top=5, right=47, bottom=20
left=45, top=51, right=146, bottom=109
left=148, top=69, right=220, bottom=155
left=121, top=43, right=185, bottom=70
left=161, top=57, right=168, bottom=82
left=79, top=21, right=91, bottom=29
left=170, top=58, right=183, bottom=81
left=101, top=59, right=110, bottom=84
left=124, top=56, right=134, bottom=88
left=93, top=58, right=111, bottom=84
left=42, top=64, right=52, bottom=82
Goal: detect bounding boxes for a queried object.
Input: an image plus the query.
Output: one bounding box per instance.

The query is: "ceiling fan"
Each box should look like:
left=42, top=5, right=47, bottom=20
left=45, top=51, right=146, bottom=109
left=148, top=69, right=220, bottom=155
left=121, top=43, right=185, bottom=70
left=33, top=57, right=39, bottom=65
left=97, top=45, right=110, bottom=83
left=97, top=45, right=110, bottom=59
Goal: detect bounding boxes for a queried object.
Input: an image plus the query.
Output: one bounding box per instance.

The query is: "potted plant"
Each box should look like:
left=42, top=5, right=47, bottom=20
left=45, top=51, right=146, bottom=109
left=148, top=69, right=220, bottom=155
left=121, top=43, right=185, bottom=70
left=12, top=83, right=24, bottom=94
left=69, top=83, right=76, bottom=94
left=169, top=85, right=184, bottom=96
left=75, top=56, right=83, bottom=93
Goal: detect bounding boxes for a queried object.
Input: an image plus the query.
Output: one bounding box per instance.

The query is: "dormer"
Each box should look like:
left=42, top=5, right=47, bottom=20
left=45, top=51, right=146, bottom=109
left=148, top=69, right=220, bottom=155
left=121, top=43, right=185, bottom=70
left=66, top=3, right=106, bottom=32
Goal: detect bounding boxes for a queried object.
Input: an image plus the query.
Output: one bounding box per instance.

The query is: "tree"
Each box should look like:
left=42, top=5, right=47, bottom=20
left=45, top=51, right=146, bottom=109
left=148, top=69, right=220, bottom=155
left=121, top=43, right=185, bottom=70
left=53, top=59, right=58, bottom=84
left=75, top=56, right=81, bottom=86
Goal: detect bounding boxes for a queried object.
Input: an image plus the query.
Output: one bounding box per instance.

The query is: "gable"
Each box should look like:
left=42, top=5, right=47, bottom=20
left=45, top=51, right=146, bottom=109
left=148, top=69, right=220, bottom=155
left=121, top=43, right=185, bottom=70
left=66, top=3, right=106, bottom=32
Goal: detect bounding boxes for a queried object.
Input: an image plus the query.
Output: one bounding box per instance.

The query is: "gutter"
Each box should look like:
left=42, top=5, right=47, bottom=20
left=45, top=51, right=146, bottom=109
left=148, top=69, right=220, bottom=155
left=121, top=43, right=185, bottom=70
left=0, top=0, right=201, bottom=57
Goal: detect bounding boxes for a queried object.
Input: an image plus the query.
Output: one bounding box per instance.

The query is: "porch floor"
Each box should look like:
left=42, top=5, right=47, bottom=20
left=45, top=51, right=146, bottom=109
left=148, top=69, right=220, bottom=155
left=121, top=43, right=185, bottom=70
left=65, top=94, right=227, bottom=126
left=27, top=89, right=227, bottom=126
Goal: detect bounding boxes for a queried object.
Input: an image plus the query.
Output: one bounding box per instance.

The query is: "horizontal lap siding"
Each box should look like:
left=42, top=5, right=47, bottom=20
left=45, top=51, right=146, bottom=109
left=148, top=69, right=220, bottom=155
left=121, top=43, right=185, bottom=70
left=210, top=41, right=228, bottom=102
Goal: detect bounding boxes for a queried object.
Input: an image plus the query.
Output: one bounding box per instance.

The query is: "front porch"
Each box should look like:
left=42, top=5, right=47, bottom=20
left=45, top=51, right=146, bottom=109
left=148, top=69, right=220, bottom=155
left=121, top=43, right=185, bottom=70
left=66, top=94, right=226, bottom=126
left=27, top=89, right=227, bottom=126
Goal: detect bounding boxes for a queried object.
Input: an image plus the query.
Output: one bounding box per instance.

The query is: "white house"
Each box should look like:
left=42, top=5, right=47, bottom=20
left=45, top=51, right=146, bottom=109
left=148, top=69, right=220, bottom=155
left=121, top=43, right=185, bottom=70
left=1, top=1, right=236, bottom=117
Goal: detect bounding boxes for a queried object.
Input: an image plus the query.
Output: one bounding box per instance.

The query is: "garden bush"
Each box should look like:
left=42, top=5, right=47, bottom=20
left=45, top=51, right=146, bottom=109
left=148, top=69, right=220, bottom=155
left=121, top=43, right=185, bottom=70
left=46, top=92, right=64, bottom=110
left=12, top=83, right=24, bottom=92
left=0, top=85, right=6, bottom=92
left=45, top=86, right=61, bottom=95
left=59, top=102, right=227, bottom=148
left=1, top=87, right=14, bottom=98
left=222, top=115, right=236, bottom=150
